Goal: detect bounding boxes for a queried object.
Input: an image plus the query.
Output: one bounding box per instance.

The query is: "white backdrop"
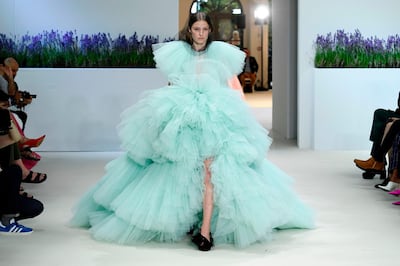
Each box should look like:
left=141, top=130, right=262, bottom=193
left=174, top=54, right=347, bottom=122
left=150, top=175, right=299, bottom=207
left=18, top=69, right=167, bottom=151
left=0, top=0, right=178, bottom=39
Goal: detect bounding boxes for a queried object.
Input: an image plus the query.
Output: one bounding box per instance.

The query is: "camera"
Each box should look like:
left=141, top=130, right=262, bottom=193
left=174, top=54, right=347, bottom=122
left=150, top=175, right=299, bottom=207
left=19, top=90, right=37, bottom=100
left=12, top=90, right=37, bottom=109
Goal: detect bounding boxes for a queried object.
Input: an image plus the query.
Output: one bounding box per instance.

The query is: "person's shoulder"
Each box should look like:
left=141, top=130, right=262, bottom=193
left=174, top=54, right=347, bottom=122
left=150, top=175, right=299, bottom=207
left=208, top=41, right=244, bottom=57
left=209, top=41, right=239, bottom=50
left=153, top=40, right=189, bottom=51
left=207, top=42, right=245, bottom=75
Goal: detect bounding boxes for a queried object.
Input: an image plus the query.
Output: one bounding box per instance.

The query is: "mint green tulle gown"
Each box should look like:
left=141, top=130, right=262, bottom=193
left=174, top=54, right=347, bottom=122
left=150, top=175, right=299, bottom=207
left=70, top=41, right=314, bottom=248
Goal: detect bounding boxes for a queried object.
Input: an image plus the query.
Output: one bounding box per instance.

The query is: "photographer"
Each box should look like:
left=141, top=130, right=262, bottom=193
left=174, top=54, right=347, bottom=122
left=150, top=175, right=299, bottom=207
left=0, top=108, right=44, bottom=235
left=1, top=58, right=45, bottom=166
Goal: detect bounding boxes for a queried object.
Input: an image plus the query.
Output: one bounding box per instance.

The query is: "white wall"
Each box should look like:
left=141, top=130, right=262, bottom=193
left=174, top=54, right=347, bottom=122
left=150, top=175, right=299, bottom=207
left=298, top=0, right=400, bottom=149
left=0, top=0, right=177, bottom=39
left=272, top=0, right=297, bottom=139
left=19, top=69, right=167, bottom=151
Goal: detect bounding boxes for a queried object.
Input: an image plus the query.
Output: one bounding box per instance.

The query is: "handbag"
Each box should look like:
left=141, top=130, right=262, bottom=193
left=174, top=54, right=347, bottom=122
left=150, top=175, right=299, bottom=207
left=9, top=118, right=22, bottom=142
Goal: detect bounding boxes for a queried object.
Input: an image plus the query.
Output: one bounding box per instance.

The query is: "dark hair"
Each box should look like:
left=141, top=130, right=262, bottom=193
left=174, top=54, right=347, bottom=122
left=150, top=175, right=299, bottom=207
left=183, top=12, right=214, bottom=48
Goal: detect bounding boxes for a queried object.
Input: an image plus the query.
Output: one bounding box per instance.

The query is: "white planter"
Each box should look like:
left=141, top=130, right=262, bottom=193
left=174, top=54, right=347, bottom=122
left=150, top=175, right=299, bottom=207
left=313, top=68, right=400, bottom=150
left=16, top=68, right=167, bottom=151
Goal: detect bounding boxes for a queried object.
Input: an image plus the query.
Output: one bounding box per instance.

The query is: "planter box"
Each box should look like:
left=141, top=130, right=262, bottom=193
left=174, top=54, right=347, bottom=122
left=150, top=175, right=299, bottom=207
left=313, top=68, right=400, bottom=150
left=17, top=68, right=167, bottom=151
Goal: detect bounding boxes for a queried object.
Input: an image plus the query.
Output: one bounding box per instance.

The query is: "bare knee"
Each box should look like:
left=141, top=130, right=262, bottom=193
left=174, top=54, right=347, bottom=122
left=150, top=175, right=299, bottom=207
left=204, top=158, right=213, bottom=186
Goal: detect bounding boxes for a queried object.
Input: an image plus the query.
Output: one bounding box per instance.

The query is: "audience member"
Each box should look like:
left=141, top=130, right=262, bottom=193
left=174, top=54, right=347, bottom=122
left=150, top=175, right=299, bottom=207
left=229, top=30, right=241, bottom=47
left=0, top=58, right=45, bottom=168
left=238, top=48, right=258, bottom=93
left=0, top=109, right=44, bottom=235
left=356, top=119, right=400, bottom=192
left=354, top=91, right=400, bottom=179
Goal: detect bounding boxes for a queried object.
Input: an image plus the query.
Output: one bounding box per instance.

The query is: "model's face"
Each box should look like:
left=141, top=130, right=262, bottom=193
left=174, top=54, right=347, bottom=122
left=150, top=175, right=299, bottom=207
left=189, top=20, right=210, bottom=50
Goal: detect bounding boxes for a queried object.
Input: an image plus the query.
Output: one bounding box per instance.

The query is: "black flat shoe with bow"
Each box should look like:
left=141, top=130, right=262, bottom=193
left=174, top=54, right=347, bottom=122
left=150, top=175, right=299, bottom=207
left=191, top=233, right=214, bottom=251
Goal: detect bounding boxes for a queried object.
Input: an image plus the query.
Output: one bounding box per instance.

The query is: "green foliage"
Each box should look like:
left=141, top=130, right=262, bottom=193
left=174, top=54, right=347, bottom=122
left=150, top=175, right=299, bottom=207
left=314, top=30, right=400, bottom=68
left=0, top=30, right=172, bottom=68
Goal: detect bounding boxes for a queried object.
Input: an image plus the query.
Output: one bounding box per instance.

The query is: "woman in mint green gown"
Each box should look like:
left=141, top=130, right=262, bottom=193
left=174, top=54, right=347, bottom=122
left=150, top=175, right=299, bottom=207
left=70, top=12, right=314, bottom=251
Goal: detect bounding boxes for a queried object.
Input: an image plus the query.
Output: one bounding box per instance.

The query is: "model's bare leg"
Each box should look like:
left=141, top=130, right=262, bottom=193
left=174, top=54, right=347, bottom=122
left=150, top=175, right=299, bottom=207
left=192, top=158, right=214, bottom=251
left=200, top=158, right=213, bottom=241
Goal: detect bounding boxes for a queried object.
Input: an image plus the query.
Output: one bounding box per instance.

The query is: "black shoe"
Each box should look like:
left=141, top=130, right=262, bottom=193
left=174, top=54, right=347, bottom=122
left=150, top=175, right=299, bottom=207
left=363, top=169, right=386, bottom=180
left=191, top=233, right=213, bottom=251
left=362, top=171, right=376, bottom=179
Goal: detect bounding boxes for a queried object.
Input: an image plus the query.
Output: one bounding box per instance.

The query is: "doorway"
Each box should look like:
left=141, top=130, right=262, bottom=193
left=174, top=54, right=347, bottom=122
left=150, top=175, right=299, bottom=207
left=179, top=0, right=273, bottom=128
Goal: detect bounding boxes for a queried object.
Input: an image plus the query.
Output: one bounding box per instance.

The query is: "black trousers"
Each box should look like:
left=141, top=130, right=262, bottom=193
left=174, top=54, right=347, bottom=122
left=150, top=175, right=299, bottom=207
left=373, top=120, right=400, bottom=163
left=0, top=164, right=44, bottom=220
left=370, top=109, right=400, bottom=156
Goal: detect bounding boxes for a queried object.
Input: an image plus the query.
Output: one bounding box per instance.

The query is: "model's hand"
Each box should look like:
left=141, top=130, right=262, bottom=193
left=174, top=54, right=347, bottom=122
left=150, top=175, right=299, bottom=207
left=3, top=66, right=14, bottom=81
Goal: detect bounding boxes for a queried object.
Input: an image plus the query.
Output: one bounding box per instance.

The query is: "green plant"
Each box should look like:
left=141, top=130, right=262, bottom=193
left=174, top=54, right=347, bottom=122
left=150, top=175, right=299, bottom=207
left=314, top=29, right=400, bottom=68
left=0, top=30, right=173, bottom=68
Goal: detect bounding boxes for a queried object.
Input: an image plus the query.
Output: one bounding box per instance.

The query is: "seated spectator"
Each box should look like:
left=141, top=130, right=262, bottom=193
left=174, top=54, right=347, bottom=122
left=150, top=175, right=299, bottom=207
left=354, top=91, right=400, bottom=179
left=238, top=48, right=258, bottom=93
left=355, top=119, right=400, bottom=192
left=0, top=58, right=45, bottom=168
left=0, top=109, right=44, bottom=235
left=229, top=30, right=241, bottom=47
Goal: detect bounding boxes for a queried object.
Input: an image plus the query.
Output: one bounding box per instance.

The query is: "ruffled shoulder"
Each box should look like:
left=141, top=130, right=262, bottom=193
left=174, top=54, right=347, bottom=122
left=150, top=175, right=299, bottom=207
left=152, top=41, right=245, bottom=77
left=207, top=41, right=245, bottom=76
left=152, top=41, right=191, bottom=76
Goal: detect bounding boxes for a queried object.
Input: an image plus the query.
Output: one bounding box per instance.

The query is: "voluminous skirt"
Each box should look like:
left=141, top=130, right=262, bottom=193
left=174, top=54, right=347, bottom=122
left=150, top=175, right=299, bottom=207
left=70, top=75, right=314, bottom=248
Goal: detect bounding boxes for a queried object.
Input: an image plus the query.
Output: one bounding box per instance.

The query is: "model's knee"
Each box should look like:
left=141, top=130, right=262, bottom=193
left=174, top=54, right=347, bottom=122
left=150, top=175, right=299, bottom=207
left=203, top=158, right=213, bottom=183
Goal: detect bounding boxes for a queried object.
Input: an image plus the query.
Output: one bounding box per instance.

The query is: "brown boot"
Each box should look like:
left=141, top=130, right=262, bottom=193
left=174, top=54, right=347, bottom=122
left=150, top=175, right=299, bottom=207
left=355, top=157, right=384, bottom=172
left=354, top=157, right=374, bottom=166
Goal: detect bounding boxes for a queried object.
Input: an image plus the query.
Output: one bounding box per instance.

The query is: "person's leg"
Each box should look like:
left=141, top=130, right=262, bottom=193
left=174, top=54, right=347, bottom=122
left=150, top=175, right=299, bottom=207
left=200, top=158, right=213, bottom=240
left=374, top=120, right=400, bottom=161
left=370, top=109, right=399, bottom=143
left=6, top=143, right=47, bottom=183
left=250, top=73, right=257, bottom=89
left=192, top=158, right=214, bottom=251
left=10, top=110, right=27, bottom=131
left=0, top=165, right=21, bottom=220
left=16, top=196, right=44, bottom=221
left=356, top=120, right=400, bottom=173
left=378, top=167, right=400, bottom=191
left=388, top=148, right=400, bottom=198
left=0, top=164, right=34, bottom=234
left=354, top=109, right=398, bottom=171
left=369, top=109, right=400, bottom=154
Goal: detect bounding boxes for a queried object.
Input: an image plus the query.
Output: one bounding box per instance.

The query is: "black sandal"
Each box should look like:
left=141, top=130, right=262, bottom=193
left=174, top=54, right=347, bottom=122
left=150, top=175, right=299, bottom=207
left=22, top=171, right=47, bottom=184
left=192, top=233, right=214, bottom=251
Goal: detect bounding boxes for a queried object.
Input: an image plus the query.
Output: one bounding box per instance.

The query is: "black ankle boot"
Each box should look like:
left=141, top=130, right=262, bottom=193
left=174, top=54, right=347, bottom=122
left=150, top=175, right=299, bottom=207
left=191, top=233, right=214, bottom=251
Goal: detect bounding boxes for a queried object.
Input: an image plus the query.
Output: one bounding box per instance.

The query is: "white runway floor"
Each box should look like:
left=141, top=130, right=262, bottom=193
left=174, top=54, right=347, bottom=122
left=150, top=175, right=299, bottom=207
left=1, top=106, right=399, bottom=266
